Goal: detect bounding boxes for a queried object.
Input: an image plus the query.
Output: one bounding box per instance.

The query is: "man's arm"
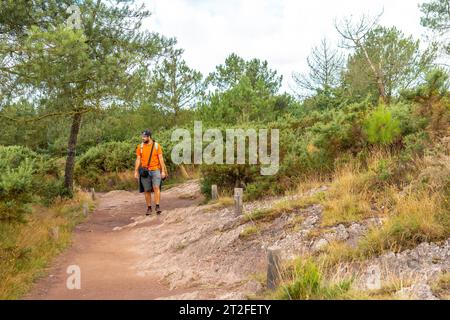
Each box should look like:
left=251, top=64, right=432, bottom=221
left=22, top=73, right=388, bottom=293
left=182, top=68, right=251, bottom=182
left=134, top=156, right=141, bottom=179
left=158, top=153, right=168, bottom=178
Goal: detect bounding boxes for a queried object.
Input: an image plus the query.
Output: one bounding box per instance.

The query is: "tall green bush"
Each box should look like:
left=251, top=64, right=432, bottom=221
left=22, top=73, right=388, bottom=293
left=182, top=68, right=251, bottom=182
left=364, top=104, right=401, bottom=145
left=0, top=146, right=61, bottom=221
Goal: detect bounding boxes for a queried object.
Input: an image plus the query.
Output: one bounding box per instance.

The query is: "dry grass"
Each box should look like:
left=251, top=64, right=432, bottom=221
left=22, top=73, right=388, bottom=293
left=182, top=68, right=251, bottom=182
left=359, top=190, right=449, bottom=256
left=239, top=225, right=259, bottom=238
left=318, top=241, right=361, bottom=267
left=244, top=192, right=325, bottom=223
left=431, top=272, right=450, bottom=300
left=0, top=191, right=94, bottom=299
left=367, top=274, right=416, bottom=300
left=262, top=147, right=450, bottom=299
left=288, top=215, right=306, bottom=232
left=319, top=187, right=449, bottom=262
left=293, top=175, right=329, bottom=195
left=313, top=243, right=422, bottom=300
left=322, top=193, right=372, bottom=226
left=203, top=196, right=234, bottom=212
left=320, top=163, right=374, bottom=227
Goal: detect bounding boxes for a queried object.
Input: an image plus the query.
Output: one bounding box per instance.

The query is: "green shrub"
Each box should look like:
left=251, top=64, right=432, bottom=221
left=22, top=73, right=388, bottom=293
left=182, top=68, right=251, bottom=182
left=75, top=141, right=135, bottom=188
left=364, top=105, right=401, bottom=145
left=197, top=100, right=425, bottom=202
left=398, top=132, right=430, bottom=164
left=390, top=102, right=426, bottom=136
left=244, top=179, right=275, bottom=201
left=0, top=146, right=61, bottom=221
left=76, top=141, right=135, bottom=174
left=198, top=105, right=367, bottom=200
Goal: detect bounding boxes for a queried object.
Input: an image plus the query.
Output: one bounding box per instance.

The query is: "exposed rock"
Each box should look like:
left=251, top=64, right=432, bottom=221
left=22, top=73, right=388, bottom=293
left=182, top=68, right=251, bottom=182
left=304, top=185, right=329, bottom=196
left=301, top=205, right=322, bottom=229
left=219, top=217, right=244, bottom=232
left=361, top=264, right=382, bottom=290
left=243, top=280, right=263, bottom=293
left=335, top=224, right=349, bottom=240
left=348, top=223, right=366, bottom=236
left=324, top=224, right=349, bottom=242
left=312, top=238, right=328, bottom=252
left=374, top=240, right=450, bottom=283
left=397, top=283, right=439, bottom=300
left=156, top=291, right=201, bottom=300
left=126, top=179, right=449, bottom=300
left=340, top=239, right=450, bottom=298
left=216, top=292, right=248, bottom=300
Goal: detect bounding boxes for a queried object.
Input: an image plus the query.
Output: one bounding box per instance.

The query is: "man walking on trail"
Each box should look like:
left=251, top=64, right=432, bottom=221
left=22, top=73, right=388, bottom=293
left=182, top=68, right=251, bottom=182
left=134, top=129, right=168, bottom=216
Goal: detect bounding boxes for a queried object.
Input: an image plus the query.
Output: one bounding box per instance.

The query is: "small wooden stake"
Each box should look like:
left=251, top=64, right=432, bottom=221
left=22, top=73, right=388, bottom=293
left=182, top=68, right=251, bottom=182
left=234, top=188, right=243, bottom=216
left=211, top=184, right=218, bottom=200
left=90, top=188, right=95, bottom=201
left=267, top=248, right=281, bottom=290
left=83, top=202, right=89, bottom=217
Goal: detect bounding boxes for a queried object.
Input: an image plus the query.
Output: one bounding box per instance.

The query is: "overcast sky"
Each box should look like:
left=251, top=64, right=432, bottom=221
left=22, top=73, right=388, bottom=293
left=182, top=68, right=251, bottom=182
left=142, top=0, right=427, bottom=93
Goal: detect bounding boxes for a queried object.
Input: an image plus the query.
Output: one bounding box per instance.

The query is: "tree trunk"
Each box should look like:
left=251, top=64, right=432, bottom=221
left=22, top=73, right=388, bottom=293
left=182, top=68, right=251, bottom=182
left=360, top=44, right=388, bottom=104
left=64, top=112, right=82, bottom=195
left=376, top=76, right=388, bottom=104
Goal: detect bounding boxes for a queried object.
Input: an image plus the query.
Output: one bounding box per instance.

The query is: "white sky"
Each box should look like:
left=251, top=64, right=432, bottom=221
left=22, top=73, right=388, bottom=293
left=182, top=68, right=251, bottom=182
left=142, top=0, right=427, bottom=93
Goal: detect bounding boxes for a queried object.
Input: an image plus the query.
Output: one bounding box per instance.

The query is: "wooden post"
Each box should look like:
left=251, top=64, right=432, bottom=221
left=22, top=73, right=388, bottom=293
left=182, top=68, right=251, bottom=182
left=83, top=202, right=89, bottom=217
left=49, top=227, right=59, bottom=241
left=234, top=188, right=243, bottom=216
left=90, top=187, right=95, bottom=201
left=266, top=248, right=281, bottom=290
left=211, top=184, right=218, bottom=200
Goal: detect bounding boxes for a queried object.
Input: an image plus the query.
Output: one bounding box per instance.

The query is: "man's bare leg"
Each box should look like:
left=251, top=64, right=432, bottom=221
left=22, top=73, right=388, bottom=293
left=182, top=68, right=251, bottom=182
left=153, top=185, right=161, bottom=214
left=144, top=191, right=152, bottom=215
left=144, top=191, right=152, bottom=206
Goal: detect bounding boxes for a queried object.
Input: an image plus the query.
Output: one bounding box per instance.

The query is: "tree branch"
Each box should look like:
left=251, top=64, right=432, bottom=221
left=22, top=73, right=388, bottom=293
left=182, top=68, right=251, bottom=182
left=0, top=108, right=92, bottom=123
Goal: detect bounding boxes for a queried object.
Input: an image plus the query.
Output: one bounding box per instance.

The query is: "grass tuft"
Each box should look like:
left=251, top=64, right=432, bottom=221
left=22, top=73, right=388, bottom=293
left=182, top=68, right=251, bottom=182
left=272, top=258, right=353, bottom=300
left=239, top=226, right=259, bottom=238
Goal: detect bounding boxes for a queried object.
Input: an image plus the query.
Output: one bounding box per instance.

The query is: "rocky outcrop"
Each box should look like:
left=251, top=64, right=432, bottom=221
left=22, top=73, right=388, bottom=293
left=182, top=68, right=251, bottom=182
left=122, top=181, right=449, bottom=300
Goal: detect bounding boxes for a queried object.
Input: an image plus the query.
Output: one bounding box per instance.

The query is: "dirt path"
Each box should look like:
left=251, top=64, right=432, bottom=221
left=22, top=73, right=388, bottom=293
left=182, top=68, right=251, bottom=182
left=26, top=182, right=204, bottom=300
left=25, top=181, right=334, bottom=300
left=27, top=181, right=336, bottom=300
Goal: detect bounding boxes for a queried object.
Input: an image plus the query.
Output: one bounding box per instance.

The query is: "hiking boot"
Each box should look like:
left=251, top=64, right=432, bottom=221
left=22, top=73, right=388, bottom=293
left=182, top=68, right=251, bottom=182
left=156, top=204, right=162, bottom=215
left=146, top=206, right=152, bottom=216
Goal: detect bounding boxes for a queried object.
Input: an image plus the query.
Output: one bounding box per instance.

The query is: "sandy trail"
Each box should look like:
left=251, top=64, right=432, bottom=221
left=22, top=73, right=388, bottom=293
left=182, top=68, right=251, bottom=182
left=26, top=180, right=315, bottom=300
left=26, top=182, right=204, bottom=300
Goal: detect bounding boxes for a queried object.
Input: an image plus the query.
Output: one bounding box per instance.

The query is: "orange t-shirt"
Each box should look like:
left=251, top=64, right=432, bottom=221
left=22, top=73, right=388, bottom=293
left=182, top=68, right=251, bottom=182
left=136, top=142, right=163, bottom=170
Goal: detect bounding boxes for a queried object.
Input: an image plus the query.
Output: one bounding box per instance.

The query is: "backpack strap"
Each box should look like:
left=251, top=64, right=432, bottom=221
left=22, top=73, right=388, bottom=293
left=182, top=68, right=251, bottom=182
left=147, top=142, right=155, bottom=168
